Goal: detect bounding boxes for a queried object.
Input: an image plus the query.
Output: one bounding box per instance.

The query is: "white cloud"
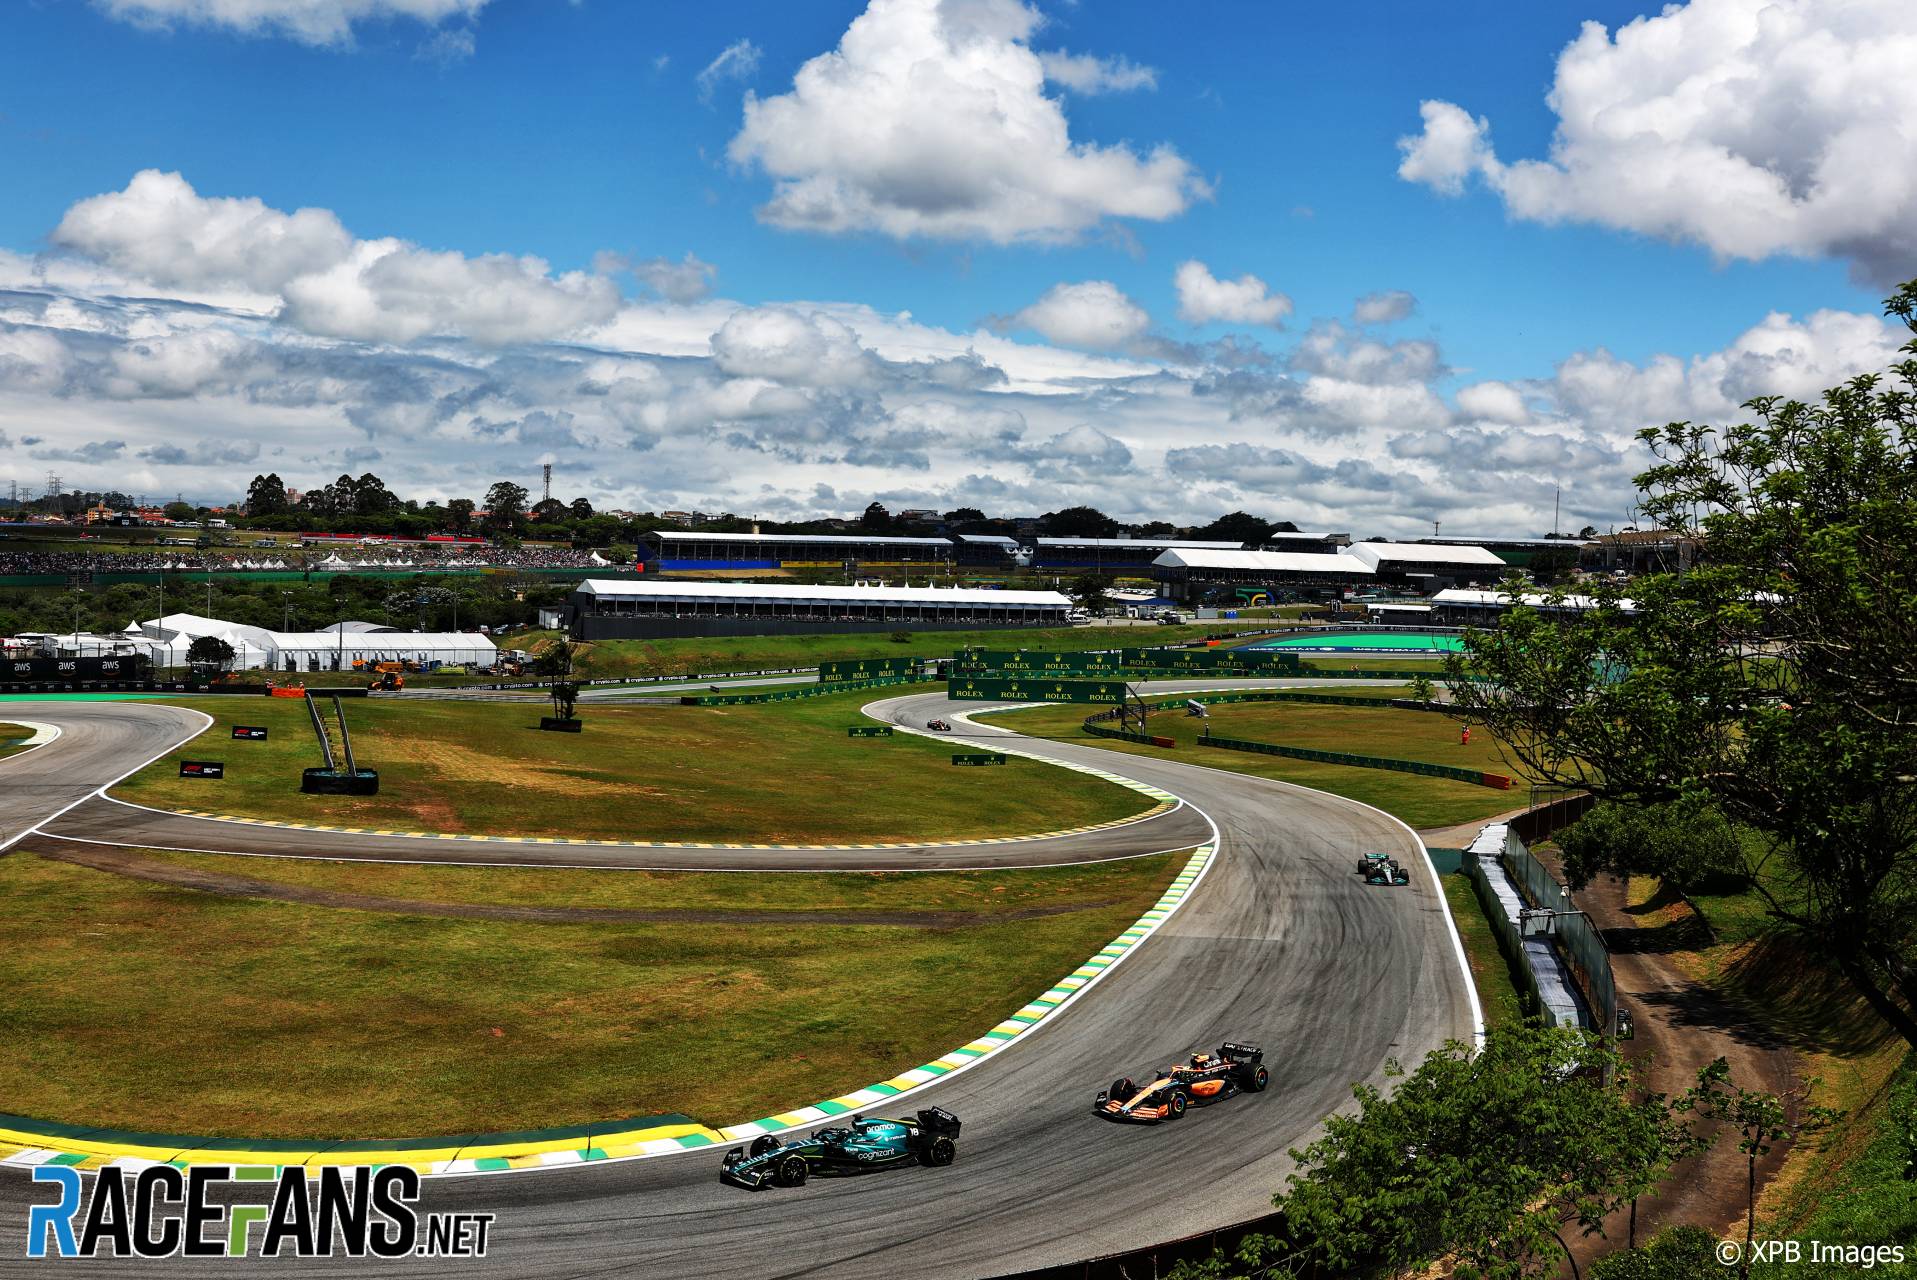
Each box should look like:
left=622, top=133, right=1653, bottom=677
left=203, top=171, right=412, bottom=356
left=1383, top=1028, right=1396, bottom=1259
left=727, top=0, right=1206, bottom=243
left=1352, top=290, right=1416, bottom=325
left=1454, top=380, right=1529, bottom=425
left=697, top=38, right=762, bottom=105
left=1396, top=0, right=1917, bottom=283
left=999, top=281, right=1150, bottom=350
left=630, top=253, right=718, bottom=303
left=1174, top=260, right=1291, bottom=327
left=709, top=307, right=882, bottom=389
left=53, top=170, right=618, bottom=345
left=94, top=0, right=489, bottom=46
left=1038, top=50, right=1157, bottom=94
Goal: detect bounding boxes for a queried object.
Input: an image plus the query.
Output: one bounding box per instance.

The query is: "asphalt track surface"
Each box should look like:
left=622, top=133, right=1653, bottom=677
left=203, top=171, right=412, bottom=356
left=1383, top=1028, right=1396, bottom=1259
left=0, top=686, right=1478, bottom=1278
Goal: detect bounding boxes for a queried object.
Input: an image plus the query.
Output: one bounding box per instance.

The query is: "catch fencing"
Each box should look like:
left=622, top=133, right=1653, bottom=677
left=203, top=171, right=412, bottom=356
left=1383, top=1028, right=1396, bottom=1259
left=1195, top=732, right=1512, bottom=789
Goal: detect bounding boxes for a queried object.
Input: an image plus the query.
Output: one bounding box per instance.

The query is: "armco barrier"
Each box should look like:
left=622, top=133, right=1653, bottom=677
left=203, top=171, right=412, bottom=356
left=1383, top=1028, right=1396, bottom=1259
left=682, top=674, right=932, bottom=706
left=1196, top=733, right=1511, bottom=789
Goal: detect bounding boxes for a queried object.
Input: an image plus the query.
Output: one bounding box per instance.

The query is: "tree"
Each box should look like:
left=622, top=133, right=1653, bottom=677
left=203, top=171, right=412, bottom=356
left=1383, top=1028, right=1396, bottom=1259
left=1528, top=544, right=1580, bottom=583
left=246, top=473, right=289, bottom=518
left=1678, top=1060, right=1839, bottom=1280
left=186, top=635, right=235, bottom=670
left=1447, top=279, right=1917, bottom=1048
left=530, top=497, right=566, bottom=522
left=569, top=497, right=594, bottom=521
left=1042, top=505, right=1119, bottom=538
left=352, top=472, right=395, bottom=516
left=942, top=507, right=985, bottom=524
left=1181, top=1023, right=1697, bottom=1280
left=447, top=498, right=476, bottom=532
left=162, top=501, right=195, bottom=522
left=1587, top=1226, right=1719, bottom=1280
left=484, top=482, right=529, bottom=531
left=1557, top=799, right=1747, bottom=916
left=1191, top=511, right=1275, bottom=546
left=1068, top=574, right=1113, bottom=615
left=859, top=501, right=893, bottom=531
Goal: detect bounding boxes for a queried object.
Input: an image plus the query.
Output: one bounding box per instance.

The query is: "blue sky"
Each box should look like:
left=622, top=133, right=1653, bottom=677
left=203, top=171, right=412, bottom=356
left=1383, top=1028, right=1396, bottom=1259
left=0, top=0, right=1910, bottom=534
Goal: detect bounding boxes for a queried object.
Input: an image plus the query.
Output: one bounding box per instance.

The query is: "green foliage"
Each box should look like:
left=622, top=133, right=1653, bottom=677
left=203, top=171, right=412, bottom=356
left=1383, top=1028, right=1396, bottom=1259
left=1448, top=279, right=1917, bottom=1047
left=1588, top=1226, right=1719, bottom=1280
left=185, top=635, right=234, bottom=668
left=1557, top=798, right=1747, bottom=897
left=1068, top=574, right=1113, bottom=613
left=1679, top=1058, right=1842, bottom=1273
left=889, top=629, right=913, bottom=643
left=1182, top=1022, right=1699, bottom=1280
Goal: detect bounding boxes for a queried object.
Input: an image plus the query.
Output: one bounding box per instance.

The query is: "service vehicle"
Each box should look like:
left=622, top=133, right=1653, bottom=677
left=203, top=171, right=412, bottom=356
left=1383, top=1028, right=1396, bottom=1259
left=1093, top=1042, right=1269, bottom=1123
left=719, top=1109, right=960, bottom=1189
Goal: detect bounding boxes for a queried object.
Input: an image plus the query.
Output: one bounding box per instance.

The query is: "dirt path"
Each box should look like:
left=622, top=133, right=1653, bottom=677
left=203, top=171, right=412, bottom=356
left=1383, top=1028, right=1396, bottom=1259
left=26, top=841, right=1111, bottom=930
left=1576, top=871, right=1800, bottom=1248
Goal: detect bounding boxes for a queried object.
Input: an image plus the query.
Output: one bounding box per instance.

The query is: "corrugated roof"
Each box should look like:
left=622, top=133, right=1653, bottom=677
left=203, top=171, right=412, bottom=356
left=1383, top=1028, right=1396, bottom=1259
left=1343, top=542, right=1509, bottom=569
left=1152, top=549, right=1372, bottom=574
left=649, top=530, right=952, bottom=546
left=576, top=579, right=1069, bottom=606
left=1033, top=537, right=1242, bottom=549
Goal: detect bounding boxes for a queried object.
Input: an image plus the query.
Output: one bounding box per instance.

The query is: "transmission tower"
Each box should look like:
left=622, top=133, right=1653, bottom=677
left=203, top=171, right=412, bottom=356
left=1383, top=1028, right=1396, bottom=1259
left=542, top=463, right=552, bottom=504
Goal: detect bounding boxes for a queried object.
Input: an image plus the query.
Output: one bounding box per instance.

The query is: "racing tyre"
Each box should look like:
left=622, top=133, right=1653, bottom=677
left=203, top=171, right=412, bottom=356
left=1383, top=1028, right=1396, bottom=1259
left=749, top=1135, right=780, bottom=1158
left=1167, top=1090, right=1188, bottom=1119
left=920, top=1136, right=957, bottom=1167
left=1111, top=1077, right=1136, bottom=1101
left=774, top=1155, right=809, bottom=1188
left=1245, top=1065, right=1270, bottom=1093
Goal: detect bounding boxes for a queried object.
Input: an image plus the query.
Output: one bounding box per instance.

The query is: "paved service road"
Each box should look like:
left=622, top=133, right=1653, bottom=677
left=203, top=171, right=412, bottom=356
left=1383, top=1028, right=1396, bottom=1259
left=0, top=688, right=1477, bottom=1279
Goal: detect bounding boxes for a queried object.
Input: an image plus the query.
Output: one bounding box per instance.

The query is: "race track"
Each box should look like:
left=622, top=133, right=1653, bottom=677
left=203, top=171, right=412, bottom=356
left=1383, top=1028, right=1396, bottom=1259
left=0, top=689, right=1477, bottom=1278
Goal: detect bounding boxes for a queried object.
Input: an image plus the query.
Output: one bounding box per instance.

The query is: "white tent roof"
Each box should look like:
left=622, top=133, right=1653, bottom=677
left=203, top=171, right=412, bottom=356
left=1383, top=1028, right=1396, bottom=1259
left=1343, top=542, right=1508, bottom=570
left=1152, top=549, right=1371, bottom=575
left=651, top=530, right=952, bottom=546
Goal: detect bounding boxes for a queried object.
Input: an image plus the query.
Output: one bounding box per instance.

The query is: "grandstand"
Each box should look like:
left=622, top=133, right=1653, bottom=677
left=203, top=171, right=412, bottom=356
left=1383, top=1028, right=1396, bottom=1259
left=639, top=530, right=953, bottom=572
left=1152, top=541, right=1510, bottom=604
left=568, top=579, right=1071, bottom=640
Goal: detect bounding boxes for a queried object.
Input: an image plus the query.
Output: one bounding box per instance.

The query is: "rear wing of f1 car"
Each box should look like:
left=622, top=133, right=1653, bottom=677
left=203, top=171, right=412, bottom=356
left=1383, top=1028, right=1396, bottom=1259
left=1219, top=1041, right=1263, bottom=1064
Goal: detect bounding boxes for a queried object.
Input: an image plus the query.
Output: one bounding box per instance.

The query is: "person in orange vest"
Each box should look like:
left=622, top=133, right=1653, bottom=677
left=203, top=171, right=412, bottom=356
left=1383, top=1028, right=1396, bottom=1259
left=1460, top=726, right=1471, bottom=747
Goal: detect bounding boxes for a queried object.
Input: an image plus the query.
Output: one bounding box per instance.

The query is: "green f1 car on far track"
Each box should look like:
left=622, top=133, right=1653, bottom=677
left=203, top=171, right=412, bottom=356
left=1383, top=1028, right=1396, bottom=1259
left=1358, top=851, right=1411, bottom=886
left=720, top=1108, right=961, bottom=1189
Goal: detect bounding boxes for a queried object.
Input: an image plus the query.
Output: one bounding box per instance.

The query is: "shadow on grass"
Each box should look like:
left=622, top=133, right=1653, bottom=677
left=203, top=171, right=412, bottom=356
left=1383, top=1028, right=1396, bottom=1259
left=1717, top=932, right=1902, bottom=1060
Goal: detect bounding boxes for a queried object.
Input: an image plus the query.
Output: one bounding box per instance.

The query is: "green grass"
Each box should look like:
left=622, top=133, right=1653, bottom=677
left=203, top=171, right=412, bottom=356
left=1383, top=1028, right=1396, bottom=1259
left=0, top=721, right=36, bottom=757
left=0, top=849, right=1183, bottom=1137
left=1623, top=872, right=1912, bottom=1247
left=567, top=622, right=1283, bottom=680
left=112, top=690, right=1153, bottom=843
left=1436, top=865, right=1525, bottom=1030
left=976, top=697, right=1525, bottom=830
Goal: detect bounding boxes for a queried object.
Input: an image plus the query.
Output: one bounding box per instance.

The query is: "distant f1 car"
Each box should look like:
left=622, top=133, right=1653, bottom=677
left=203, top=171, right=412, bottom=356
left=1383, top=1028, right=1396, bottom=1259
left=926, top=719, right=953, bottom=731
left=1358, top=852, right=1411, bottom=885
left=1094, top=1042, right=1268, bottom=1122
left=720, top=1108, right=960, bottom=1189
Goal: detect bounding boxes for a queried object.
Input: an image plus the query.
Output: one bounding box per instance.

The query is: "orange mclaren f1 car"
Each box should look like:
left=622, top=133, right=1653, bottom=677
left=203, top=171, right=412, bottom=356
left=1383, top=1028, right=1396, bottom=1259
left=1093, top=1041, right=1269, bottom=1122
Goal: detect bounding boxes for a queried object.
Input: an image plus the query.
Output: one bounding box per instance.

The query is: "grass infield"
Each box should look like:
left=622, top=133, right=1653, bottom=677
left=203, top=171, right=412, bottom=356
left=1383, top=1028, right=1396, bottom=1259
left=0, top=722, right=35, bottom=758
left=976, top=696, right=1527, bottom=830
left=112, top=690, right=1152, bottom=844
left=0, top=849, right=1184, bottom=1138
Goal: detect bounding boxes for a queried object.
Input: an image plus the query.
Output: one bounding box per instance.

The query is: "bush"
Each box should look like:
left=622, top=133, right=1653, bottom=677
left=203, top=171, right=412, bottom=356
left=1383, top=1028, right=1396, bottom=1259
left=890, top=629, right=913, bottom=644
left=1590, top=1226, right=1719, bottom=1280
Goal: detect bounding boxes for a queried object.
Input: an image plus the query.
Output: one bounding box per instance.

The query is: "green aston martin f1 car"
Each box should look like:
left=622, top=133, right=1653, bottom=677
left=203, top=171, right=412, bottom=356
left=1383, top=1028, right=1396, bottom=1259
left=719, top=1108, right=961, bottom=1189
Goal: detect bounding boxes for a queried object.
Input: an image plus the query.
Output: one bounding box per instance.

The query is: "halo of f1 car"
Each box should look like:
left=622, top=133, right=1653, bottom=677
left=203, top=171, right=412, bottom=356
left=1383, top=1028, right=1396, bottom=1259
left=1093, top=1041, right=1269, bottom=1123
left=1358, top=851, right=1411, bottom=886
left=720, top=1108, right=961, bottom=1189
